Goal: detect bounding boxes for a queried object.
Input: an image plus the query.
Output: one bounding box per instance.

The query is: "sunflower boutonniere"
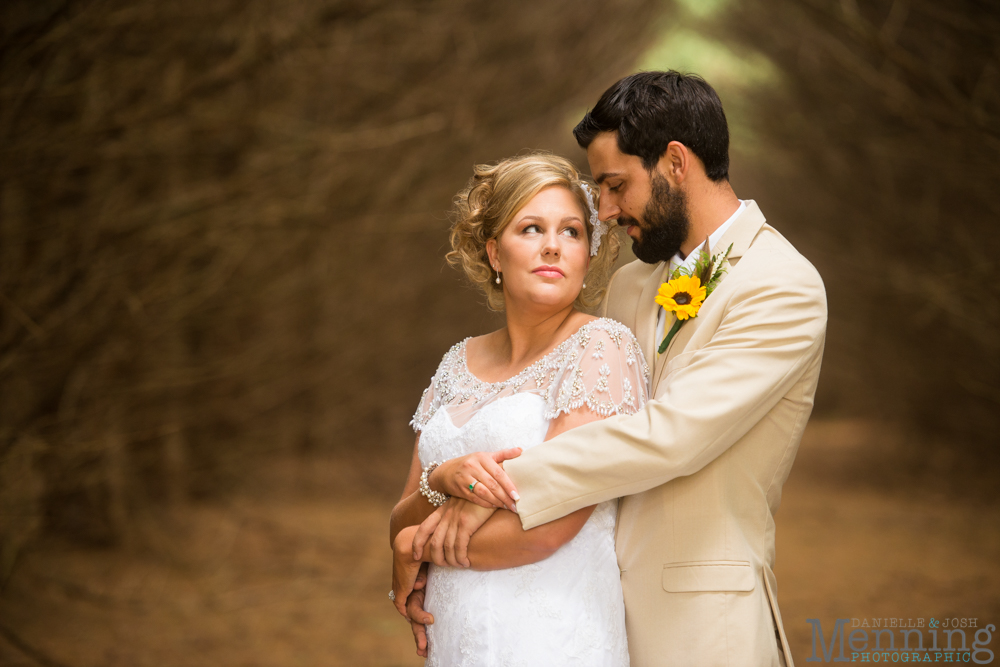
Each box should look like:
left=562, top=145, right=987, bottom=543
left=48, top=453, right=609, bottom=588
left=656, top=241, right=733, bottom=355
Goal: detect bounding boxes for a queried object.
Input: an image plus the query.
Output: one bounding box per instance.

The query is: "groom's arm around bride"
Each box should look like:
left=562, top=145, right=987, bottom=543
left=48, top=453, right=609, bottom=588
left=429, top=72, right=826, bottom=667
left=508, top=73, right=825, bottom=667
left=507, top=200, right=824, bottom=667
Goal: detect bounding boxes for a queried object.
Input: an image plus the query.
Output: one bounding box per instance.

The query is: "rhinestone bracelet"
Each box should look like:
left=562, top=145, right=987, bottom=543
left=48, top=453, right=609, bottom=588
left=419, top=462, right=449, bottom=507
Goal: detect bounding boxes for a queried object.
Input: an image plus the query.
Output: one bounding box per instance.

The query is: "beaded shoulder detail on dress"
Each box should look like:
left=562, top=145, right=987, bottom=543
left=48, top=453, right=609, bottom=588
left=410, top=318, right=650, bottom=432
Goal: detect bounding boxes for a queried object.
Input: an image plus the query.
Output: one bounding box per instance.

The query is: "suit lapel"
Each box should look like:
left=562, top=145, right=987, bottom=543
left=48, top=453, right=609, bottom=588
left=651, top=200, right=768, bottom=385
left=635, top=261, right=669, bottom=365
left=712, top=199, right=766, bottom=265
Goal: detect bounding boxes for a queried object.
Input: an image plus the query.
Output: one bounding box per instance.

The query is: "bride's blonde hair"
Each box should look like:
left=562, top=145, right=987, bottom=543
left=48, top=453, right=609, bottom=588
left=447, top=152, right=620, bottom=312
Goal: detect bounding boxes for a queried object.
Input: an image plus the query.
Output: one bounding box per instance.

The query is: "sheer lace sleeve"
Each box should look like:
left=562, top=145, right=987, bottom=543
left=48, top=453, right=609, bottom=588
left=410, top=340, right=465, bottom=432
left=410, top=383, right=437, bottom=433
left=544, top=319, right=650, bottom=421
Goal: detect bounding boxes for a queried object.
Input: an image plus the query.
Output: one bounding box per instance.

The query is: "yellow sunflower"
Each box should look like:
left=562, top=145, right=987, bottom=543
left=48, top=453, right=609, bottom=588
left=655, top=275, right=707, bottom=321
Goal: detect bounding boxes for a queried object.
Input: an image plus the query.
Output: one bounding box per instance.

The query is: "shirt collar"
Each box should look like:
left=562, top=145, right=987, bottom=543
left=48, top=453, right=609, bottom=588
left=668, top=200, right=746, bottom=274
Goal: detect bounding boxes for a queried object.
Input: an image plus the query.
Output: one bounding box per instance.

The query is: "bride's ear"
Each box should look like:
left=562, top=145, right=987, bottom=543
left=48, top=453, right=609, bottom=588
left=486, top=238, right=499, bottom=271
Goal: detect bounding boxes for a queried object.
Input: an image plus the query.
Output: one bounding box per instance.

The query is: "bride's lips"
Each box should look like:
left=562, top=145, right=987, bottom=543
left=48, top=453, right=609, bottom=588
left=532, top=265, right=565, bottom=279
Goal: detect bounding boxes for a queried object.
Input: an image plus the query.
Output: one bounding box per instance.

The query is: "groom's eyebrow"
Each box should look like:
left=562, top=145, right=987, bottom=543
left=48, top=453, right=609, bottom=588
left=594, top=171, right=622, bottom=184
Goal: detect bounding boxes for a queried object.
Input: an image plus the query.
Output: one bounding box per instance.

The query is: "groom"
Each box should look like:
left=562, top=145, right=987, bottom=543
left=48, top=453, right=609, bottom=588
left=415, top=71, right=826, bottom=666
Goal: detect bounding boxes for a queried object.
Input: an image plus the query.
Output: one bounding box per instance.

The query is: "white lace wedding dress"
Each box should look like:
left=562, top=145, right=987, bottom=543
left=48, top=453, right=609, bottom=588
left=410, top=318, right=649, bottom=667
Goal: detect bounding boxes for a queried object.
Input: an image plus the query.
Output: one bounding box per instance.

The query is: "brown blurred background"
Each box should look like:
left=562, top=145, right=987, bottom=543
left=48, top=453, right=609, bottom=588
left=1, top=0, right=998, bottom=665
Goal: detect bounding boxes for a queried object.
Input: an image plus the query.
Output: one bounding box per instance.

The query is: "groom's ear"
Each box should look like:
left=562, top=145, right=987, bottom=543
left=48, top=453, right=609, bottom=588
left=656, top=141, right=695, bottom=187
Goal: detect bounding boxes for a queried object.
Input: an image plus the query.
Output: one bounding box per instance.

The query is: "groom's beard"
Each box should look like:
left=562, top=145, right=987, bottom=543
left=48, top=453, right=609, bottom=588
left=621, top=173, right=690, bottom=265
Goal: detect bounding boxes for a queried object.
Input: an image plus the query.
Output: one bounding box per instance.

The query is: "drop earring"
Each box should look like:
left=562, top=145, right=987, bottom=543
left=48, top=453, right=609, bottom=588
left=582, top=282, right=587, bottom=289
left=495, top=268, right=501, bottom=284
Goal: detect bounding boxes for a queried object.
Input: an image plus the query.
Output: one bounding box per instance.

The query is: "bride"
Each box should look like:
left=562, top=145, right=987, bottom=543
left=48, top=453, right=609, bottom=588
left=389, top=152, right=649, bottom=666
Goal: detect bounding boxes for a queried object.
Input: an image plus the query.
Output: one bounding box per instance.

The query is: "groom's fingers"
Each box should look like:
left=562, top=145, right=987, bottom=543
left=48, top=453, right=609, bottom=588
left=455, top=520, right=473, bottom=567
left=406, top=588, right=433, bottom=625
left=429, top=526, right=447, bottom=567
left=443, top=515, right=460, bottom=567
left=410, top=620, right=428, bottom=658
left=412, top=509, right=443, bottom=561
left=412, top=566, right=427, bottom=591
left=428, top=507, right=451, bottom=566
left=405, top=588, right=431, bottom=657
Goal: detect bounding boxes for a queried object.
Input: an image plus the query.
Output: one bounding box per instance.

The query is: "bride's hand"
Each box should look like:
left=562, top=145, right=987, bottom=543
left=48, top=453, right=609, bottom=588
left=392, top=525, right=424, bottom=619
left=414, top=497, right=497, bottom=568
left=428, top=449, right=522, bottom=512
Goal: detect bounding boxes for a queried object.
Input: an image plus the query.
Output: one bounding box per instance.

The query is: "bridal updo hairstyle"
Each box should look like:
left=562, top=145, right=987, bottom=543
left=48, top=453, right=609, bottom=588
left=447, top=152, right=620, bottom=312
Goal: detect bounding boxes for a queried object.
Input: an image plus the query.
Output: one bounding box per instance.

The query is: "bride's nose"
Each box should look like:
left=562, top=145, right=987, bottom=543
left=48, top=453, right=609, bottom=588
left=541, top=232, right=561, bottom=257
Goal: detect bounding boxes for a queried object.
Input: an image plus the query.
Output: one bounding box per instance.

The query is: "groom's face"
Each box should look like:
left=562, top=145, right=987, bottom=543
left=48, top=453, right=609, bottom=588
left=587, top=132, right=690, bottom=264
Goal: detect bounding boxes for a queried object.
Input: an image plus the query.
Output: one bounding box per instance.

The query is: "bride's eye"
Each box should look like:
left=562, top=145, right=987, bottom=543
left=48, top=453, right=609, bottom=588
left=561, top=227, right=579, bottom=238
left=523, top=224, right=541, bottom=233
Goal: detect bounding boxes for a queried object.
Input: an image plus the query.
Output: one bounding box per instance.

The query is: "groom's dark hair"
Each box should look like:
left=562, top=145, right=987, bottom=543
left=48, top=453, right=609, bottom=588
left=573, top=71, right=730, bottom=182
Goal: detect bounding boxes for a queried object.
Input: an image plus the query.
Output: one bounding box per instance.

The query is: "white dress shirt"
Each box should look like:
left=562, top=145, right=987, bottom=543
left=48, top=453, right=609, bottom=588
left=654, top=200, right=746, bottom=345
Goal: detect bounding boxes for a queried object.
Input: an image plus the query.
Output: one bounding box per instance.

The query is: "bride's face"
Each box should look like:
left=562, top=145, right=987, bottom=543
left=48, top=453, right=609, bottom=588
left=486, top=185, right=590, bottom=315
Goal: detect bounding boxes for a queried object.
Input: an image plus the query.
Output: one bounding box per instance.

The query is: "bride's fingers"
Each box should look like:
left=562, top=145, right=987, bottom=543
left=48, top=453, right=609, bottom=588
left=462, top=479, right=498, bottom=509
left=475, top=467, right=516, bottom=512
left=470, top=477, right=506, bottom=509
left=394, top=593, right=409, bottom=618
left=484, top=456, right=521, bottom=505
left=412, top=510, right=443, bottom=561
left=392, top=578, right=410, bottom=618
left=492, top=447, right=523, bottom=463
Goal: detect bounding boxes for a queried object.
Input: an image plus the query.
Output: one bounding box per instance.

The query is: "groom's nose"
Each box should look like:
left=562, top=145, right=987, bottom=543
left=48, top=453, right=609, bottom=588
left=599, top=196, right=620, bottom=222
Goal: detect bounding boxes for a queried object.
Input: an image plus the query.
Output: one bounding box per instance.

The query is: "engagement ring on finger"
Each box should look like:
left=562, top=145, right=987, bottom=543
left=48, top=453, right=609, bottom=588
left=388, top=590, right=396, bottom=602
left=468, top=480, right=478, bottom=492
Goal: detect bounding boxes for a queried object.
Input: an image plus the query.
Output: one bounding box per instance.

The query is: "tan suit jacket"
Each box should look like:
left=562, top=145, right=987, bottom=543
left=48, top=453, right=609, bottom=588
left=505, top=201, right=826, bottom=667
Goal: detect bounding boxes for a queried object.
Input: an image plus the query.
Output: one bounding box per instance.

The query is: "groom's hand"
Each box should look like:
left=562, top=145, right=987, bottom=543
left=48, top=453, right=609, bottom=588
left=413, top=497, right=496, bottom=567
left=406, top=565, right=433, bottom=658
left=428, top=449, right=522, bottom=512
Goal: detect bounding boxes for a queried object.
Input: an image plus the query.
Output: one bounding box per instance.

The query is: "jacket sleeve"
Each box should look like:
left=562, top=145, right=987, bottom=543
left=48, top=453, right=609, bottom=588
left=505, top=257, right=827, bottom=529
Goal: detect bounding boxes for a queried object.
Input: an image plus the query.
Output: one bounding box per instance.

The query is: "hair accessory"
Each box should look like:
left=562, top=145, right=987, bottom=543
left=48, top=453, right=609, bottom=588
left=579, top=182, right=606, bottom=257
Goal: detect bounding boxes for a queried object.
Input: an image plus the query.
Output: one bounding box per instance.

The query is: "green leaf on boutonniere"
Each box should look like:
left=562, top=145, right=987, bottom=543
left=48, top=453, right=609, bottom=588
left=656, top=242, right=734, bottom=356
left=705, top=243, right=733, bottom=295
left=658, top=318, right=685, bottom=355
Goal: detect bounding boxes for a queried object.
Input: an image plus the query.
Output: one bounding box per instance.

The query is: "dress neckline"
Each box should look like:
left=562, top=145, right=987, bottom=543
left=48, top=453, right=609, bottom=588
left=460, top=317, right=606, bottom=388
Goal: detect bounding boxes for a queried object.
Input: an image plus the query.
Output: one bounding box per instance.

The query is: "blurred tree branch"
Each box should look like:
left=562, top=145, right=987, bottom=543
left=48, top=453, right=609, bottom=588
left=716, top=0, right=1000, bottom=454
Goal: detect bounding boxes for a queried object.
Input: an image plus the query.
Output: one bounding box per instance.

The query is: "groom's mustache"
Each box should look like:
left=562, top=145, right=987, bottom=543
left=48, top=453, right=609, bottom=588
left=617, top=213, right=644, bottom=231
